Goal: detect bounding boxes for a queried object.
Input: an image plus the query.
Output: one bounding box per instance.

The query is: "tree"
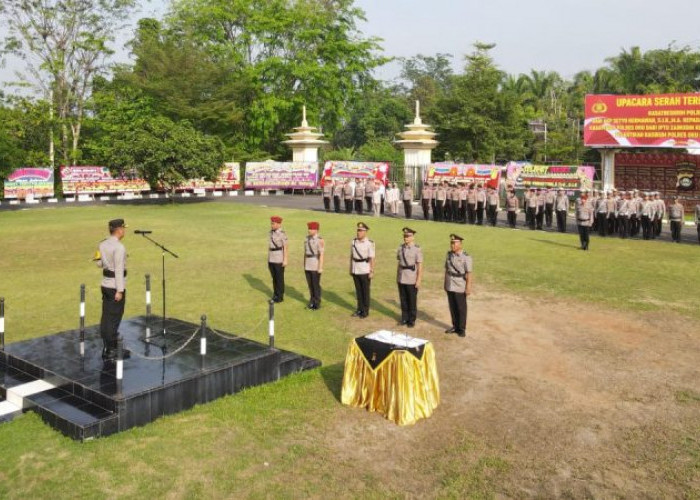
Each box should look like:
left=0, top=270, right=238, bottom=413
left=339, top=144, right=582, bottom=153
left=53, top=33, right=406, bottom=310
left=0, top=0, right=136, bottom=167
left=0, top=96, right=53, bottom=180
left=100, top=115, right=226, bottom=193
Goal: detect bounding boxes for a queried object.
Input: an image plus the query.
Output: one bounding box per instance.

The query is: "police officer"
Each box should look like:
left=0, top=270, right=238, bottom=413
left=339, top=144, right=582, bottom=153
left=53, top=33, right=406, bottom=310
left=402, top=183, right=413, bottom=219
left=343, top=180, right=354, bottom=214
left=525, top=187, right=537, bottom=230
left=354, top=179, right=365, bottom=215
left=397, top=227, right=423, bottom=327
left=535, top=188, right=546, bottom=230
left=303, top=221, right=324, bottom=309
left=555, top=188, right=569, bottom=233
left=476, top=184, right=486, bottom=225
left=322, top=180, right=333, bottom=212
left=421, top=182, right=432, bottom=220
left=364, top=178, right=374, bottom=213
left=617, top=191, right=631, bottom=239
left=444, top=234, right=473, bottom=337
left=466, top=183, right=477, bottom=224
left=268, top=216, right=288, bottom=302
left=668, top=196, right=685, bottom=243
left=695, top=202, right=700, bottom=244
left=332, top=180, right=343, bottom=213
left=96, top=218, right=130, bottom=361
left=575, top=190, right=594, bottom=250
left=596, top=191, right=610, bottom=237
left=544, top=188, right=555, bottom=227
left=641, top=192, right=653, bottom=240
left=486, top=187, right=499, bottom=226
left=506, top=188, right=519, bottom=228
left=350, top=222, right=375, bottom=318
left=435, top=182, right=447, bottom=222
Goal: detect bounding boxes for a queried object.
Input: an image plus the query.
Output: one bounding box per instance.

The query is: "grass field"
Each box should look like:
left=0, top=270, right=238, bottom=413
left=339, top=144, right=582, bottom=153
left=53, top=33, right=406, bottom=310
left=0, top=201, right=699, bottom=499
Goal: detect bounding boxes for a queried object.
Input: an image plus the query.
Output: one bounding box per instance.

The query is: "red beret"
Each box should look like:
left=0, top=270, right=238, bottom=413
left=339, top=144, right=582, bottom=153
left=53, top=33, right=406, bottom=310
left=307, top=221, right=319, bottom=230
left=270, top=216, right=283, bottom=223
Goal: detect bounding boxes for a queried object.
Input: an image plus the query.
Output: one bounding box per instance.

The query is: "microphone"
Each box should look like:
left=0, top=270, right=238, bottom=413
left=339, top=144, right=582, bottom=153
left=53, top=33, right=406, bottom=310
left=134, top=230, right=153, bottom=235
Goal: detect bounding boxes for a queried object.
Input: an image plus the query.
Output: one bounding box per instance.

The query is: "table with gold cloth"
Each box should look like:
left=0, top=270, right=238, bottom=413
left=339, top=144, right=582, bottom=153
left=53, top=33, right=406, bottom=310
left=341, top=331, right=440, bottom=426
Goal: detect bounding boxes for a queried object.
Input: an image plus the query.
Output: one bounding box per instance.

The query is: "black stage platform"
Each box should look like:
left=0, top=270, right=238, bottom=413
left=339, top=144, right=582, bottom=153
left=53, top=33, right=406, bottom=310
left=0, top=316, right=320, bottom=440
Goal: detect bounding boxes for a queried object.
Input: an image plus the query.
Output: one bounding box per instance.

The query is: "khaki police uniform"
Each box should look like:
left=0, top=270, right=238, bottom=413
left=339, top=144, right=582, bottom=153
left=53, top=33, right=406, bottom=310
left=476, top=187, right=486, bottom=225
left=466, top=187, right=477, bottom=224
left=354, top=183, right=365, bottom=215
left=96, top=221, right=128, bottom=359
left=575, top=195, right=594, bottom=250
left=350, top=227, right=375, bottom=318
left=333, top=183, right=343, bottom=213
left=444, top=241, right=473, bottom=337
left=555, top=191, right=569, bottom=232
left=436, top=184, right=447, bottom=222
left=668, top=200, right=684, bottom=243
left=343, top=182, right=354, bottom=213
left=304, top=232, right=324, bottom=308
left=545, top=189, right=556, bottom=227
left=396, top=234, right=423, bottom=327
left=403, top=186, right=413, bottom=219
left=486, top=190, right=499, bottom=227
left=269, top=226, right=288, bottom=301
left=322, top=182, right=332, bottom=212
left=506, top=191, right=519, bottom=228
left=364, top=180, right=374, bottom=212
left=421, top=184, right=432, bottom=220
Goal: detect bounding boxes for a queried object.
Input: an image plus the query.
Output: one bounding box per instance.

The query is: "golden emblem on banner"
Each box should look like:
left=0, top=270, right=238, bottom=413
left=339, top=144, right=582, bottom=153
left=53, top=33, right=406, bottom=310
left=676, top=163, right=696, bottom=191
left=592, top=102, right=608, bottom=114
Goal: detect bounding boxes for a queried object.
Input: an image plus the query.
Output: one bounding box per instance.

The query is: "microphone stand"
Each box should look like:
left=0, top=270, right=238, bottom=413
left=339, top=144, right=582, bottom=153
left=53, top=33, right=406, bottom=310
left=138, top=233, right=179, bottom=335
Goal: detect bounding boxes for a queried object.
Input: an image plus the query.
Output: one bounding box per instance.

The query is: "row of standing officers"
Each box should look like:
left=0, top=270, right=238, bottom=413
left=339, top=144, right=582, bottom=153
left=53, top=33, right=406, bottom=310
left=269, top=217, right=473, bottom=337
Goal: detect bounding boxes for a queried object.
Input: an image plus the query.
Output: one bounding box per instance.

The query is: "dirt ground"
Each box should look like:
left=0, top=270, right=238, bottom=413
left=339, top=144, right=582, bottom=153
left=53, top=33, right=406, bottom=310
left=325, top=289, right=700, bottom=499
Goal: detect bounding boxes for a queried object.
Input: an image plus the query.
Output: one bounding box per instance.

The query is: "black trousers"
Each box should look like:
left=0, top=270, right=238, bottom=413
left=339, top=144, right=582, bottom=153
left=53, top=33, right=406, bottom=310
left=630, top=215, right=639, bottom=236
left=654, top=218, right=662, bottom=237
left=365, top=196, right=373, bottom=212
left=444, top=200, right=452, bottom=221
left=618, top=216, right=629, bottom=239
left=526, top=207, right=536, bottom=229
left=476, top=202, right=485, bottom=224
left=607, top=214, right=616, bottom=235
left=467, top=203, right=476, bottom=224
left=507, top=210, right=517, bottom=228
left=545, top=203, right=554, bottom=227
left=305, top=270, right=322, bottom=307
left=487, top=204, right=497, bottom=226
left=352, top=274, right=371, bottom=316
left=333, top=196, right=341, bottom=213
left=323, top=196, right=331, bottom=212
left=670, top=220, right=682, bottom=242
left=398, top=283, right=418, bottom=324
left=344, top=199, right=353, bottom=213
left=446, top=291, right=467, bottom=334
left=268, top=262, right=285, bottom=300
left=422, top=199, right=430, bottom=220
left=556, top=210, right=567, bottom=232
left=535, top=209, right=544, bottom=229
left=431, top=199, right=437, bottom=220
left=641, top=215, right=651, bottom=240
left=403, top=200, right=412, bottom=219
left=597, top=213, right=607, bottom=236
left=697, top=224, right=700, bottom=244
left=100, top=287, right=126, bottom=349
left=460, top=203, right=467, bottom=223
left=436, top=201, right=444, bottom=221
left=577, top=224, right=590, bottom=250
left=354, top=199, right=364, bottom=214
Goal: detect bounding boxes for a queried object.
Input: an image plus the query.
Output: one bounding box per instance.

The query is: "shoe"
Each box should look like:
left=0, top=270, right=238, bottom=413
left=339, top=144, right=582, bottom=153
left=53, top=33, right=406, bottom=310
left=444, top=327, right=456, bottom=334
left=407, top=323, right=415, bottom=328
left=306, top=303, right=315, bottom=310
left=351, top=311, right=361, bottom=317
left=120, top=348, right=131, bottom=360
left=457, top=331, right=466, bottom=337
left=359, top=312, right=368, bottom=318
left=399, top=320, right=408, bottom=326
left=274, top=298, right=284, bottom=303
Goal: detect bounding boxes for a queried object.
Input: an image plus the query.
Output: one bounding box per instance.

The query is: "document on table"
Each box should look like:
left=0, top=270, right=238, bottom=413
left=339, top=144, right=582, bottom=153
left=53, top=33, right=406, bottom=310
left=365, top=330, right=428, bottom=349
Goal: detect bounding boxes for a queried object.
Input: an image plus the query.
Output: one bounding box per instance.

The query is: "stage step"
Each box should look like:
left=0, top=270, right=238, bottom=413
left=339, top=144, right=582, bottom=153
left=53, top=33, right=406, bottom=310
left=0, top=398, right=22, bottom=423
left=28, top=391, right=118, bottom=441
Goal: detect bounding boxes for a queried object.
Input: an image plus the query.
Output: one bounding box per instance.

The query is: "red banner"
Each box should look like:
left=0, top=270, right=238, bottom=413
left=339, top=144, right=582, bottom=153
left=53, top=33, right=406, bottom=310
left=584, top=93, right=700, bottom=148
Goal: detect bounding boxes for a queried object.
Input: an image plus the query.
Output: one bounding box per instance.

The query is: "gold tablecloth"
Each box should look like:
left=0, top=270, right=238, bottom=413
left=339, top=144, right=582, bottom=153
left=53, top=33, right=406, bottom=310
left=340, top=337, right=440, bottom=426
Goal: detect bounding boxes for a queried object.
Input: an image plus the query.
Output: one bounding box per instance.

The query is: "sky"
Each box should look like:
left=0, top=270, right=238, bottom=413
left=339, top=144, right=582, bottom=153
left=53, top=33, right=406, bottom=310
left=2, top=0, right=700, bottom=90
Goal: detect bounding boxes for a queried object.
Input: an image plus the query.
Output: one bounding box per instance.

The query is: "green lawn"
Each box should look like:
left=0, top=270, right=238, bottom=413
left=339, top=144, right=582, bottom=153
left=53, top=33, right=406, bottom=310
left=0, top=201, right=698, bottom=498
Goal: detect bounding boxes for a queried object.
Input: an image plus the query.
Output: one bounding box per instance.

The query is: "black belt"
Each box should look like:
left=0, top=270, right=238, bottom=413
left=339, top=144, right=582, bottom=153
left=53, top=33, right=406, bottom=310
left=103, top=269, right=127, bottom=278
left=448, top=271, right=463, bottom=277
left=269, top=248, right=283, bottom=252
left=353, top=258, right=369, bottom=263
left=400, top=265, right=416, bottom=271
left=305, top=254, right=319, bottom=258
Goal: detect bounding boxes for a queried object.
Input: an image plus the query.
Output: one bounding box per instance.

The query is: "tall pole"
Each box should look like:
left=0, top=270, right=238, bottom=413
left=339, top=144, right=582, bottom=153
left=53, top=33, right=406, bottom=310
left=49, top=89, right=55, bottom=170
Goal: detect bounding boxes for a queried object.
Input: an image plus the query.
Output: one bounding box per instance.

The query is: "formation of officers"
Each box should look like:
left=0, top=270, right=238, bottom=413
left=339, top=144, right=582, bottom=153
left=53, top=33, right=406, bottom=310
left=268, top=217, right=474, bottom=337
left=325, top=179, right=700, bottom=246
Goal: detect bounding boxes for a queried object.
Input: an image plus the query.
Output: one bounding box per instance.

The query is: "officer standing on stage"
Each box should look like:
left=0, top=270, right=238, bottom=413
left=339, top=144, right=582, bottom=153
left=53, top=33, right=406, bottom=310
left=350, top=222, right=375, bottom=318
left=396, top=228, right=423, bottom=328
left=96, top=218, right=130, bottom=361
left=575, top=190, right=594, bottom=250
left=668, top=196, right=685, bottom=243
left=444, top=234, right=473, bottom=337
left=402, top=183, right=413, bottom=219
left=303, top=221, right=324, bottom=309
left=268, top=216, right=288, bottom=302
left=555, top=188, right=569, bottom=233
left=322, top=180, right=333, bottom=212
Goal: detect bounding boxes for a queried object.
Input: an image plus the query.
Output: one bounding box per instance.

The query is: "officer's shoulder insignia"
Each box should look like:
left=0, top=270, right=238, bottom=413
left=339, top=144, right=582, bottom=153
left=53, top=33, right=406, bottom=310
left=415, top=244, right=421, bottom=248
left=368, top=239, right=374, bottom=243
